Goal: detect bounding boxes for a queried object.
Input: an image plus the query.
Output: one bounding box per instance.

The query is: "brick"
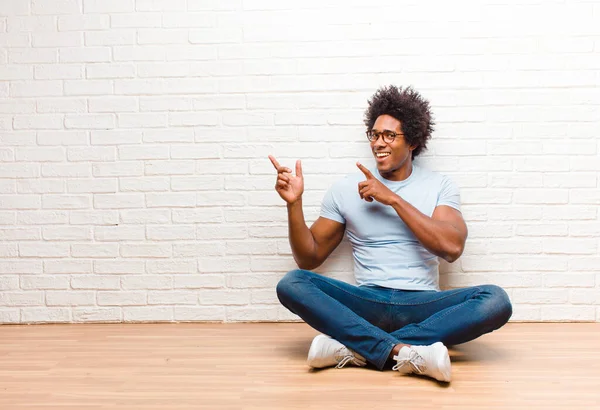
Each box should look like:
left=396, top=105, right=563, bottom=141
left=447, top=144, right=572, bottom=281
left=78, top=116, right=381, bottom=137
left=143, top=129, right=194, bottom=143
left=71, top=244, right=119, bottom=258
left=172, top=242, right=225, bottom=257
left=10, top=48, right=57, bottom=63
left=98, top=291, right=146, bottom=306
left=32, top=32, right=82, bottom=47
left=8, top=16, right=55, bottom=31
left=0, top=132, right=37, bottom=146
left=146, top=260, right=196, bottom=274
left=94, top=193, right=144, bottom=209
left=0, top=195, right=41, bottom=210
left=110, top=13, right=161, bottom=28
left=173, top=275, right=224, bottom=289
left=37, top=98, right=87, bottom=113
left=86, top=64, right=135, bottom=79
left=71, top=275, right=120, bottom=290
left=174, top=306, right=224, bottom=321
left=38, top=131, right=87, bottom=145
left=64, top=114, right=115, bottom=129
left=70, top=210, right=118, bottom=225
left=123, top=307, right=173, bottom=322
left=46, top=291, right=95, bottom=306
left=94, top=226, right=144, bottom=241
left=17, top=210, right=68, bottom=224
left=59, top=47, right=111, bottom=63
left=92, top=130, right=142, bottom=145
left=16, top=147, right=65, bottom=162
left=172, top=208, right=222, bottom=224
left=42, top=194, right=90, bottom=209
left=146, top=193, right=195, bottom=208
left=21, top=308, right=71, bottom=323
left=67, top=147, right=116, bottom=162
left=148, top=291, right=197, bottom=305
left=0, top=260, right=42, bottom=274
left=64, top=80, right=112, bottom=96
left=171, top=144, right=219, bottom=159
left=119, top=209, right=170, bottom=224
left=146, top=226, right=195, bottom=241
left=199, top=289, right=250, bottom=305
left=121, top=275, right=171, bottom=290
left=83, top=0, right=134, bottom=13
left=0, top=65, right=34, bottom=81
left=118, top=145, right=168, bottom=160
left=44, top=260, right=91, bottom=274
left=43, top=226, right=91, bottom=240
left=119, top=177, right=169, bottom=192
left=120, top=244, right=171, bottom=258
left=94, top=260, right=145, bottom=274
left=0, top=291, right=44, bottom=306
left=73, top=307, right=121, bottom=322
left=32, top=0, right=82, bottom=15
left=135, top=0, right=186, bottom=11
left=88, top=97, right=137, bottom=113
left=85, top=30, right=135, bottom=46
left=58, top=15, right=109, bottom=31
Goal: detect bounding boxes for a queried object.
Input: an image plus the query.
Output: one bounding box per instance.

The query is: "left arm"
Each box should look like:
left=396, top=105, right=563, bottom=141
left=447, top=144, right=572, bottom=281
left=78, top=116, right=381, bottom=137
left=389, top=197, right=467, bottom=263
left=356, top=162, right=467, bottom=263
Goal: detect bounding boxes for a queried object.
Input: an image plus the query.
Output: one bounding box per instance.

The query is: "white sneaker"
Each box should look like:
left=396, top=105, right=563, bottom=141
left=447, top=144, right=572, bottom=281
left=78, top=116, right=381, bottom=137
left=392, top=342, right=451, bottom=382
left=307, top=335, right=367, bottom=369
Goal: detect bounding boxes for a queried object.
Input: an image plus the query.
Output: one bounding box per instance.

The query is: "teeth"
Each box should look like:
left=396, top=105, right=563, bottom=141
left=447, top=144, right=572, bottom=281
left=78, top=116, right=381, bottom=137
left=376, top=152, right=390, bottom=158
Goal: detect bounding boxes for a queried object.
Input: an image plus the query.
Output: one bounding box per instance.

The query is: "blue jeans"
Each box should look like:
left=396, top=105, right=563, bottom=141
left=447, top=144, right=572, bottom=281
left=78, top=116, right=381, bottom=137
left=276, top=269, right=513, bottom=370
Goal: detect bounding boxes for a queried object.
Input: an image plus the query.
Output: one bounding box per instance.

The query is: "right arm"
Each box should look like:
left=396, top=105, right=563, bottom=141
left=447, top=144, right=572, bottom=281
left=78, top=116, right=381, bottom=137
left=287, top=200, right=345, bottom=270
left=269, top=155, right=345, bottom=270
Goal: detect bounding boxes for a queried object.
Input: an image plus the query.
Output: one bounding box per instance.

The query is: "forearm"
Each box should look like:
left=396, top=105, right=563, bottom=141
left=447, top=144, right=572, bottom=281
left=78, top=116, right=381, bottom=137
left=286, top=199, right=319, bottom=269
left=390, top=195, right=464, bottom=262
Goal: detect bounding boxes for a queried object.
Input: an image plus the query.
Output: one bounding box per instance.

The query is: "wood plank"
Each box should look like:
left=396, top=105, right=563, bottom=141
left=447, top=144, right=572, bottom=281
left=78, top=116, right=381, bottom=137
left=0, top=323, right=599, bottom=409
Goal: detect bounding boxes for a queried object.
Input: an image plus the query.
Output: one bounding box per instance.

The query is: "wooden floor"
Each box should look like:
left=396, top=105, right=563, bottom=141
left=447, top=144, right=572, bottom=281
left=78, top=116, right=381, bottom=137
left=0, top=323, right=599, bottom=409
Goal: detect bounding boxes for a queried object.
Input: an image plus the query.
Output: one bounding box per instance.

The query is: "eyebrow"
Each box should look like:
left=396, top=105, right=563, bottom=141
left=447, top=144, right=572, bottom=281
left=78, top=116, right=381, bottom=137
left=371, top=128, right=398, bottom=133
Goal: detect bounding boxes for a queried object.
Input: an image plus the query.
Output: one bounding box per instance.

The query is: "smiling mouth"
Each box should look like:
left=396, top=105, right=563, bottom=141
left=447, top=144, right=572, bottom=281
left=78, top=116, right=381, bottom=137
left=375, top=152, right=391, bottom=158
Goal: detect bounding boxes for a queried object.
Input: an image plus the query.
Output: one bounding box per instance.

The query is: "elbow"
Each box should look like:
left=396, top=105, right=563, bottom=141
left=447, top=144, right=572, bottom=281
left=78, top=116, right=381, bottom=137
left=442, top=243, right=464, bottom=264
left=295, top=256, right=322, bottom=271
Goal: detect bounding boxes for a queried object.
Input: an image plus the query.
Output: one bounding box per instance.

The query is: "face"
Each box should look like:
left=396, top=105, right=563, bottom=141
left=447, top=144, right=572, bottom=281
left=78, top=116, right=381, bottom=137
left=369, top=115, right=415, bottom=180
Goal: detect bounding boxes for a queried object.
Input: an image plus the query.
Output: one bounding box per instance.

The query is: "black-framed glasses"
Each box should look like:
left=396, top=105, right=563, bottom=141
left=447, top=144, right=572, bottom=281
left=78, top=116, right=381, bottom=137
left=365, top=130, right=403, bottom=144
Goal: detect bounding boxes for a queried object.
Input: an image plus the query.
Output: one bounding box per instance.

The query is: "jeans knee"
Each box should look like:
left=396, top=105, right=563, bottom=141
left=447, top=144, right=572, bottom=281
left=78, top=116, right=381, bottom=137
left=276, top=269, right=312, bottom=303
left=479, top=285, right=512, bottom=328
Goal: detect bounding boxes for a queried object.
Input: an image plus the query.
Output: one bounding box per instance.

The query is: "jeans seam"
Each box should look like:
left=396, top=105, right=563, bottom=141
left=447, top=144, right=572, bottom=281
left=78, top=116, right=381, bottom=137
left=390, top=286, right=481, bottom=307
left=310, top=276, right=392, bottom=305
left=396, top=298, right=473, bottom=339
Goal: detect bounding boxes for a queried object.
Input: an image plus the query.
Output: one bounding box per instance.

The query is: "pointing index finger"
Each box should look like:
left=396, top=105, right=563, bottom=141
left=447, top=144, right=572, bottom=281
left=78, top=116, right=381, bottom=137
left=356, top=162, right=374, bottom=179
left=268, top=155, right=281, bottom=170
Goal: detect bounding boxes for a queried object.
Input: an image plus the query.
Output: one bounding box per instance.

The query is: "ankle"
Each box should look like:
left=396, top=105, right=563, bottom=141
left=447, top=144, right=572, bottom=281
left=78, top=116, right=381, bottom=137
left=389, top=343, right=410, bottom=359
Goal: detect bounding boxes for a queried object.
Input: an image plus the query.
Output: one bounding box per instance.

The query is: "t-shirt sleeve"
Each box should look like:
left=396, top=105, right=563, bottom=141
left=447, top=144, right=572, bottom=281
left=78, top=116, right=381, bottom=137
left=320, top=184, right=346, bottom=224
left=436, top=175, right=461, bottom=211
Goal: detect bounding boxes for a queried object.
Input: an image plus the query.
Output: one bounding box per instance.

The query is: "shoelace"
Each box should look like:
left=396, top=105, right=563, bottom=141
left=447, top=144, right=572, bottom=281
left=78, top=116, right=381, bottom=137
left=392, top=348, right=426, bottom=374
left=334, top=347, right=363, bottom=369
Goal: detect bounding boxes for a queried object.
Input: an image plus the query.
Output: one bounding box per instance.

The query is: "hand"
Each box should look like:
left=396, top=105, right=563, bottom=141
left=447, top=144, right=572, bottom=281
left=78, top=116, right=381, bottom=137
left=269, top=155, right=304, bottom=204
left=357, top=162, right=398, bottom=206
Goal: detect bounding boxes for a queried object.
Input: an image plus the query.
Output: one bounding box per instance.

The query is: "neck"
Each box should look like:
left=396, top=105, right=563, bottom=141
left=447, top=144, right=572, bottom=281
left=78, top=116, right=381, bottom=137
left=379, top=159, right=413, bottom=182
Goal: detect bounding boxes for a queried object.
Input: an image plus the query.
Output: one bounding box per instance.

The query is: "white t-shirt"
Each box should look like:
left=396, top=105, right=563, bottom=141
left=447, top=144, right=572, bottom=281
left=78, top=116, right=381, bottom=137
left=320, top=164, right=461, bottom=291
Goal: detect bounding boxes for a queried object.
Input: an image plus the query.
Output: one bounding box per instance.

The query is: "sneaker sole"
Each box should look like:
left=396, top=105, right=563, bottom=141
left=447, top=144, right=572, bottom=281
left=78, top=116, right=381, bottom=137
left=432, top=342, right=452, bottom=382
left=307, top=334, right=330, bottom=368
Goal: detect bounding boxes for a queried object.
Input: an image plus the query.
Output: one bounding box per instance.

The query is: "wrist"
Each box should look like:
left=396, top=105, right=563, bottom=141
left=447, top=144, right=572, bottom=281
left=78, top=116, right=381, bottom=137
left=389, top=194, right=403, bottom=207
left=287, top=197, right=303, bottom=209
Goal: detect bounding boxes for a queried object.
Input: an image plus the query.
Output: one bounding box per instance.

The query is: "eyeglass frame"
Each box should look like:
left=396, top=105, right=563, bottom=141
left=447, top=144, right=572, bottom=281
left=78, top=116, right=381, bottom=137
left=365, top=129, right=404, bottom=144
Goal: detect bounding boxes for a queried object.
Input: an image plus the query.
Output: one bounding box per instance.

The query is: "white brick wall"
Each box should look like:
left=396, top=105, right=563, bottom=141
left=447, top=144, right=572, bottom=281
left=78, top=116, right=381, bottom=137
left=0, top=0, right=599, bottom=324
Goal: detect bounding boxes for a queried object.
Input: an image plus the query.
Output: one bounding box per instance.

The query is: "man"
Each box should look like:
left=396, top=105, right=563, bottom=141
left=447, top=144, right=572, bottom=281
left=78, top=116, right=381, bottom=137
left=269, top=85, right=512, bottom=383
